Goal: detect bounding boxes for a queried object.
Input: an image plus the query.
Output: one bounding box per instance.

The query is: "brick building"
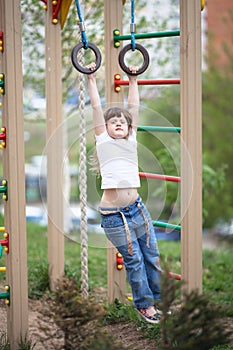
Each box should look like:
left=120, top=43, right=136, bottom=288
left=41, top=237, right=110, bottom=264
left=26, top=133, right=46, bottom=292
left=206, top=0, right=233, bottom=68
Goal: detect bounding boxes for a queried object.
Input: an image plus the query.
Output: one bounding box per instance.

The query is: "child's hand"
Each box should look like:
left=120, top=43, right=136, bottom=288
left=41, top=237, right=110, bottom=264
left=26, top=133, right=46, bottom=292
left=129, top=66, right=139, bottom=74
left=86, top=62, right=97, bottom=79
left=127, top=66, right=139, bottom=80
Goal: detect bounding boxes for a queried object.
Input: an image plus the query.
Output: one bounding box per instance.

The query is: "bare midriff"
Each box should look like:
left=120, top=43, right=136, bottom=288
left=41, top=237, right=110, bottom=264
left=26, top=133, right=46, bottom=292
left=100, top=188, right=139, bottom=208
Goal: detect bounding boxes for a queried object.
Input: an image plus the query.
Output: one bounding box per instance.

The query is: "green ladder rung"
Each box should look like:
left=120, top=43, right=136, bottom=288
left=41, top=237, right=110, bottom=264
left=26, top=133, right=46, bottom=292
left=153, top=220, right=181, bottom=231
left=138, top=126, right=180, bottom=133
left=114, top=30, right=180, bottom=44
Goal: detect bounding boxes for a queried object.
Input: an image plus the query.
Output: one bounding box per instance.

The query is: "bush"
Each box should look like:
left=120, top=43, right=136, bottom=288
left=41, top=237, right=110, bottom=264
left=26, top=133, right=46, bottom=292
left=159, top=263, right=231, bottom=350
left=40, top=277, right=127, bottom=350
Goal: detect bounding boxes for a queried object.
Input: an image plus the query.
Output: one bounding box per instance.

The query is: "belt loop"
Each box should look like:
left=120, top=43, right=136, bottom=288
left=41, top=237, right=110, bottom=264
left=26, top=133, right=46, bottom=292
left=137, top=202, right=150, bottom=248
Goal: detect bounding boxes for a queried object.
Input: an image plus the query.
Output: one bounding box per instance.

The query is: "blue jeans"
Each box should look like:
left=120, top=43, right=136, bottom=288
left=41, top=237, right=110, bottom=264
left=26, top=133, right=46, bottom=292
left=99, top=196, right=161, bottom=308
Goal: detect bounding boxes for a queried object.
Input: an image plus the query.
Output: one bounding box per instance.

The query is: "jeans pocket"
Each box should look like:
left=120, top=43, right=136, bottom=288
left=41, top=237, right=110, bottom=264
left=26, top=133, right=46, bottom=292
left=104, top=225, right=128, bottom=248
left=101, top=212, right=123, bottom=228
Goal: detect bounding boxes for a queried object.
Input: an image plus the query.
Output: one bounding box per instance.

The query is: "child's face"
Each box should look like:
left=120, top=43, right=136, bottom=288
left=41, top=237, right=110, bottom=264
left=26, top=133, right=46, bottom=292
left=106, top=114, right=129, bottom=139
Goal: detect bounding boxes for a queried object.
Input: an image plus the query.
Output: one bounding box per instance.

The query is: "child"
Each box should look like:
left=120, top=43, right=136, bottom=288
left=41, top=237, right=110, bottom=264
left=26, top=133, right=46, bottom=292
left=87, top=62, right=162, bottom=324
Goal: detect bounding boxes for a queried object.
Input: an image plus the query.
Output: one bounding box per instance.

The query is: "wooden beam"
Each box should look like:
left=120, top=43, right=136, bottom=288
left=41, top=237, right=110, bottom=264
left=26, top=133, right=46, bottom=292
left=0, top=0, right=28, bottom=347
left=45, top=1, right=64, bottom=291
left=104, top=0, right=126, bottom=303
left=180, top=0, right=202, bottom=293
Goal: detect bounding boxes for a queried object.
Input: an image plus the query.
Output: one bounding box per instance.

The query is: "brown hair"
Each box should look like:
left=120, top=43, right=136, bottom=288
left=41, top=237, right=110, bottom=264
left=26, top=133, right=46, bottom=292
left=104, top=107, right=133, bottom=130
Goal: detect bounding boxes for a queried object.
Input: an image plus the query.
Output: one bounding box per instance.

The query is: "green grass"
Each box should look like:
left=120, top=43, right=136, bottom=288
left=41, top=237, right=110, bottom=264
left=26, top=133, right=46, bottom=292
left=24, top=223, right=233, bottom=315
left=0, top=218, right=232, bottom=315
left=26, top=224, right=183, bottom=299
left=203, top=247, right=233, bottom=315
left=64, top=235, right=108, bottom=290
left=26, top=222, right=109, bottom=297
left=0, top=221, right=232, bottom=349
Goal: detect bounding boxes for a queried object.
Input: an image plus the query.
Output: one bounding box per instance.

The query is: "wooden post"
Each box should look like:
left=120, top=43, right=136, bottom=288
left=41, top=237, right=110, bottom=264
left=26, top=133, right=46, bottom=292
left=104, top=0, right=126, bottom=303
left=180, top=0, right=202, bottom=293
left=45, top=2, right=64, bottom=290
left=0, top=0, right=28, bottom=348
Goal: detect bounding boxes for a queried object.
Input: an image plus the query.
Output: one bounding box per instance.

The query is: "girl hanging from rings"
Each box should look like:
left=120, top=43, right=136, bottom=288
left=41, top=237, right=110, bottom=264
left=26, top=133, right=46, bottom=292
left=87, top=62, right=163, bottom=324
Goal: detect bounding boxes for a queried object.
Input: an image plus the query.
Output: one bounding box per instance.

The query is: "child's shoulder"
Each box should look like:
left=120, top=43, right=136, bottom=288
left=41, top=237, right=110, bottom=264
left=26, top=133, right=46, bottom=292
left=95, top=130, right=110, bottom=143
left=129, top=129, right=137, bottom=141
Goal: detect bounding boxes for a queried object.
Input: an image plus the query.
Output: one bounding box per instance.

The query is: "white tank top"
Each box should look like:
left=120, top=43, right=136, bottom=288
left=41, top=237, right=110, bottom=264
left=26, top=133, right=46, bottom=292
left=95, top=130, right=140, bottom=189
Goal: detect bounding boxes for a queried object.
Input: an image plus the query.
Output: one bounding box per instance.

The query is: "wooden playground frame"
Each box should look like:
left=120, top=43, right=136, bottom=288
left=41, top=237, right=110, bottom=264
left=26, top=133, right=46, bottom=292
left=0, top=0, right=202, bottom=347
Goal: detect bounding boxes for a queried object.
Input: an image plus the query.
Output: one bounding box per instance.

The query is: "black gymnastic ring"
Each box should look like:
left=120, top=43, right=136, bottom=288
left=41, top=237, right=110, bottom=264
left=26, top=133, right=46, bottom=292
left=71, top=42, right=102, bottom=74
left=118, top=43, right=150, bottom=75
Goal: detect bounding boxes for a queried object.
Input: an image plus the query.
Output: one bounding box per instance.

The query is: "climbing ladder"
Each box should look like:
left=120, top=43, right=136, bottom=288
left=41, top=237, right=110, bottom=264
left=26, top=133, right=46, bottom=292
left=106, top=0, right=203, bottom=302
left=0, top=1, right=29, bottom=348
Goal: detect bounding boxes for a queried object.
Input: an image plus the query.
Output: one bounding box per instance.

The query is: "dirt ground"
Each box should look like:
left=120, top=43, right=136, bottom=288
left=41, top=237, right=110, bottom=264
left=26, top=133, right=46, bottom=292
left=0, top=297, right=232, bottom=350
left=0, top=297, right=155, bottom=350
left=0, top=232, right=232, bottom=350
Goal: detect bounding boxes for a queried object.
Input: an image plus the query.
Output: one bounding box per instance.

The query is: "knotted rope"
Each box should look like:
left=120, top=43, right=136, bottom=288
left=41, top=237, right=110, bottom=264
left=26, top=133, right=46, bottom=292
left=77, top=43, right=88, bottom=299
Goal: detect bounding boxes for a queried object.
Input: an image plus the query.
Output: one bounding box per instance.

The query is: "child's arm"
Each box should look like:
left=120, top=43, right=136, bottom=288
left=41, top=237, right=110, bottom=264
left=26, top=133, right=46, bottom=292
left=87, top=63, right=106, bottom=136
left=127, top=67, right=139, bottom=132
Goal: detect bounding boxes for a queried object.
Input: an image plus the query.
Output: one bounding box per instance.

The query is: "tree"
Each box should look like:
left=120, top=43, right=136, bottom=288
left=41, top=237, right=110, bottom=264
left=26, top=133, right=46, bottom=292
left=21, top=0, right=180, bottom=106
left=20, top=1, right=232, bottom=228
left=202, top=10, right=233, bottom=226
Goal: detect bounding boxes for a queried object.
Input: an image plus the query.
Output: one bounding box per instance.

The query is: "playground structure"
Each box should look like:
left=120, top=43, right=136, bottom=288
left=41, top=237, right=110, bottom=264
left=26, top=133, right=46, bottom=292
left=0, top=0, right=203, bottom=348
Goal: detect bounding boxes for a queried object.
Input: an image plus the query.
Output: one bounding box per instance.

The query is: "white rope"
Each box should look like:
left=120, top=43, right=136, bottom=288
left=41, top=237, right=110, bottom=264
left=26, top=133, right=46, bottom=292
left=77, top=46, right=88, bottom=299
